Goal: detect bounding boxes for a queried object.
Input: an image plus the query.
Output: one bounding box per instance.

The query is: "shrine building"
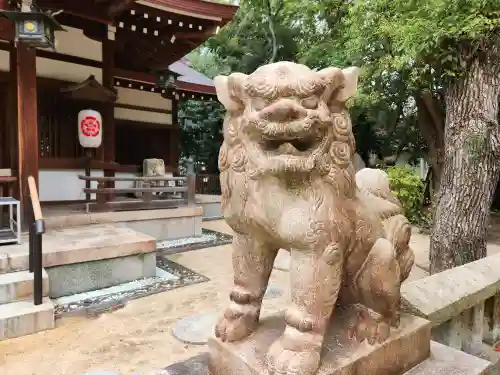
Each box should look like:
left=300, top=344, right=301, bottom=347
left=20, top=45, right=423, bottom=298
left=0, top=0, right=237, bottom=226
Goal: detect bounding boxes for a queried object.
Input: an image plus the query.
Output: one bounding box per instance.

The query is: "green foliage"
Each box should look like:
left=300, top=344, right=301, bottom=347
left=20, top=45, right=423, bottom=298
left=187, top=48, right=227, bottom=79
left=181, top=0, right=500, bottom=180
left=205, top=0, right=300, bottom=74
left=178, top=100, right=224, bottom=173
left=386, top=166, right=427, bottom=225
left=345, top=0, right=500, bottom=82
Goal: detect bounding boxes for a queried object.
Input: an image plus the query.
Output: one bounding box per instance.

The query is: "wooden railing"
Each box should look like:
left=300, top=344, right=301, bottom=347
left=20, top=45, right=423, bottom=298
left=27, top=176, right=45, bottom=306
left=196, top=174, right=221, bottom=195
left=78, top=175, right=196, bottom=212
left=402, top=254, right=500, bottom=356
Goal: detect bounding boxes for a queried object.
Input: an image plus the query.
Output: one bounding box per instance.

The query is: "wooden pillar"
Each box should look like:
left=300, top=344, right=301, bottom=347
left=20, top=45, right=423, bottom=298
left=169, top=127, right=180, bottom=172
left=102, top=25, right=116, bottom=197
left=101, top=25, right=116, bottom=163
left=11, top=43, right=38, bottom=227
left=169, top=99, right=180, bottom=171
left=0, top=84, right=8, bottom=169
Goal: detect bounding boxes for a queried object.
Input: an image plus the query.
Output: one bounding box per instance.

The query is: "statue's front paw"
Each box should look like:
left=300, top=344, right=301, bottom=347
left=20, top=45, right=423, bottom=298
left=214, top=307, right=258, bottom=342
left=349, top=318, right=390, bottom=345
left=347, top=305, right=391, bottom=345
left=266, top=340, right=320, bottom=375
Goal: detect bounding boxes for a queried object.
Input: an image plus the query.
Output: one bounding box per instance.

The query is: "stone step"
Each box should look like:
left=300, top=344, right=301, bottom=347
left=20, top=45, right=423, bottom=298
left=42, top=206, right=203, bottom=241
left=0, top=297, right=54, bottom=341
left=0, top=224, right=156, bottom=274
left=403, top=341, right=492, bottom=375
left=0, top=269, right=49, bottom=305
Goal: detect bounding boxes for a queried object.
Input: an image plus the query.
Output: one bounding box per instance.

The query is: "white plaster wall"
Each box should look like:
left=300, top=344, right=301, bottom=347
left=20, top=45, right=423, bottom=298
left=39, top=170, right=179, bottom=201
left=50, top=26, right=102, bottom=61
left=0, top=27, right=102, bottom=82
left=0, top=49, right=9, bottom=71
left=116, top=87, right=172, bottom=111
left=39, top=169, right=103, bottom=202
left=36, top=57, right=103, bottom=83
left=39, top=170, right=143, bottom=201
left=114, top=107, right=173, bottom=125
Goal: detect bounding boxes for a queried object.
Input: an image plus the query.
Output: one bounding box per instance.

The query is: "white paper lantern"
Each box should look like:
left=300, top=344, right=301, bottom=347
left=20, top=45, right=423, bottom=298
left=78, top=109, right=102, bottom=148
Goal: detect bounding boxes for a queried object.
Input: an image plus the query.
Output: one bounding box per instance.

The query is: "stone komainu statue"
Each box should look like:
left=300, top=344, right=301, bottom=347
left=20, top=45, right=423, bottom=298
left=213, top=62, right=415, bottom=375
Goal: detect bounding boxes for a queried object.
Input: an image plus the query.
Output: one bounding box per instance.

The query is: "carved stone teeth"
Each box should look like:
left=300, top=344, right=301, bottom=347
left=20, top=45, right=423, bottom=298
left=277, top=142, right=298, bottom=154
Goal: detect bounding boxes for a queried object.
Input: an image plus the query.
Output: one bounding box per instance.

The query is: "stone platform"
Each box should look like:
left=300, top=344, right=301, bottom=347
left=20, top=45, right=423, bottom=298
left=0, top=224, right=157, bottom=299
left=157, top=341, right=492, bottom=375
left=0, top=224, right=156, bottom=274
left=208, top=311, right=431, bottom=375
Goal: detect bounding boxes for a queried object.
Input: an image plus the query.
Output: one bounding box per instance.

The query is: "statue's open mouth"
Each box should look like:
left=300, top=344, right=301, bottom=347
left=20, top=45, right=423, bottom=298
left=260, top=134, right=320, bottom=157
left=246, top=116, right=331, bottom=176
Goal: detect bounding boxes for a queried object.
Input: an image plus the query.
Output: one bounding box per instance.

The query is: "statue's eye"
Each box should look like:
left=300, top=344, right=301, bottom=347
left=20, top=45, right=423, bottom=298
left=302, top=97, right=318, bottom=109
left=252, top=98, right=267, bottom=111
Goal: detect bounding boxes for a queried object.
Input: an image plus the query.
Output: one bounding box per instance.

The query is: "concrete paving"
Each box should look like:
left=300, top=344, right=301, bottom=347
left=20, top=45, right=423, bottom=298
left=0, top=220, right=291, bottom=375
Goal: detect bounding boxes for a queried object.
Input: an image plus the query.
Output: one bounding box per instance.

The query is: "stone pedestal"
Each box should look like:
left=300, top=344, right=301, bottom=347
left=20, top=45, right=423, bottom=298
left=208, top=311, right=431, bottom=375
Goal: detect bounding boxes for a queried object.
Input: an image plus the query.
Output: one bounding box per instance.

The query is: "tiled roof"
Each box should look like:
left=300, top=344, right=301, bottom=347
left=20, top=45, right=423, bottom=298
left=169, top=58, right=214, bottom=87
left=169, top=57, right=216, bottom=95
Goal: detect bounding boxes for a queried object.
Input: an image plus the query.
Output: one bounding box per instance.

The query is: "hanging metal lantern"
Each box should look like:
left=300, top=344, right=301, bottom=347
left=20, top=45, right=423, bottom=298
left=0, top=3, right=65, bottom=50
left=155, top=71, right=176, bottom=89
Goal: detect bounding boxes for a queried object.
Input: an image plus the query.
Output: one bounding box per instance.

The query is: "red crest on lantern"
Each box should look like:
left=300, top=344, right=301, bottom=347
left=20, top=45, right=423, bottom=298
left=80, top=115, right=101, bottom=137
left=78, top=109, right=103, bottom=148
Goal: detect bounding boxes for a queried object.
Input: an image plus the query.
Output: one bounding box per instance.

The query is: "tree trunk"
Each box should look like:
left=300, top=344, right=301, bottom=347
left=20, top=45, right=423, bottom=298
left=416, top=92, right=445, bottom=195
left=429, top=56, right=500, bottom=274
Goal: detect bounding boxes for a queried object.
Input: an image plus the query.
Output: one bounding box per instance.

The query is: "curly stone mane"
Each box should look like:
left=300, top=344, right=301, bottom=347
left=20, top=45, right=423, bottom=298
left=217, top=62, right=359, bottom=214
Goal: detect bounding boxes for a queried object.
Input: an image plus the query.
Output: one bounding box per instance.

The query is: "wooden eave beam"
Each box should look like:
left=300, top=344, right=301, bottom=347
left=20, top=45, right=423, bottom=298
left=38, top=0, right=112, bottom=24
left=113, top=68, right=216, bottom=96
left=174, top=28, right=216, bottom=40
left=109, top=0, right=137, bottom=16
left=175, top=80, right=215, bottom=95
left=142, top=0, right=238, bottom=23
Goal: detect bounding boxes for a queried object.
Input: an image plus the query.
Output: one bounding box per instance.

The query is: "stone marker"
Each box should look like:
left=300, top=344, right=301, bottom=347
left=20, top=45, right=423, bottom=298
left=210, top=61, right=418, bottom=375
left=171, top=311, right=218, bottom=345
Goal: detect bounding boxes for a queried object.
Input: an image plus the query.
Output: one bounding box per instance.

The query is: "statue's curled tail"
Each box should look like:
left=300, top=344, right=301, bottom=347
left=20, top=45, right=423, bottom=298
left=356, top=168, right=414, bottom=281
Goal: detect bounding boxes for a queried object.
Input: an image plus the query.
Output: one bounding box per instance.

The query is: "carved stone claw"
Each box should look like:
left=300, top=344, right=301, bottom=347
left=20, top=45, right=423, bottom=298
left=347, top=304, right=391, bottom=345
left=214, top=307, right=258, bottom=342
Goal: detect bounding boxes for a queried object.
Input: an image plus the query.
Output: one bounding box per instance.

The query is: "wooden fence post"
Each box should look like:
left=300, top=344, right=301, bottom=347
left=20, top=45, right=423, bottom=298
left=186, top=158, right=196, bottom=205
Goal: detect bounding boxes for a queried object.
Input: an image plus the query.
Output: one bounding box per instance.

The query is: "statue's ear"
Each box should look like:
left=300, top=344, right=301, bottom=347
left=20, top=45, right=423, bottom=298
left=336, top=67, right=360, bottom=102
left=316, top=67, right=345, bottom=105
left=214, top=73, right=247, bottom=112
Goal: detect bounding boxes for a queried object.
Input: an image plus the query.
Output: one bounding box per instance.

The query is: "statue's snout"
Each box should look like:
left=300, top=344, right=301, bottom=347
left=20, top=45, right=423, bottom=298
left=259, top=99, right=307, bottom=122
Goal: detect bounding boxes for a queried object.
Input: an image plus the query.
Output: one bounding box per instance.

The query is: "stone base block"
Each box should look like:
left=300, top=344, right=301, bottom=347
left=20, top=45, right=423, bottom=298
left=0, top=297, right=54, bottom=341
left=0, top=269, right=49, bottom=304
left=200, top=203, right=221, bottom=220
left=208, top=311, right=431, bottom=375
left=124, top=216, right=202, bottom=241
left=46, top=253, right=156, bottom=298
left=403, top=341, right=492, bottom=375
left=157, top=341, right=493, bottom=375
